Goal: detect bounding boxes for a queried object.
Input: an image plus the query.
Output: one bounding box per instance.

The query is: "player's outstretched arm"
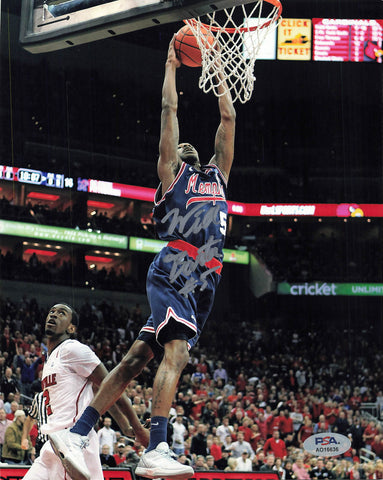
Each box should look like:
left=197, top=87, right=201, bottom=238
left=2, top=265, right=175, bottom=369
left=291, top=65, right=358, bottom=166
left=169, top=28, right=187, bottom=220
left=21, top=415, right=34, bottom=450
left=210, top=70, right=236, bottom=182
left=89, top=363, right=149, bottom=447
left=158, top=36, right=181, bottom=194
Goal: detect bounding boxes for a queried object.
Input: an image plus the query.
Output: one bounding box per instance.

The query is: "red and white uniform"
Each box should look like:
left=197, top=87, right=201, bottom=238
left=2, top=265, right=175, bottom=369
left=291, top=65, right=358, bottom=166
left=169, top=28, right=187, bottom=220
left=24, top=340, right=102, bottom=480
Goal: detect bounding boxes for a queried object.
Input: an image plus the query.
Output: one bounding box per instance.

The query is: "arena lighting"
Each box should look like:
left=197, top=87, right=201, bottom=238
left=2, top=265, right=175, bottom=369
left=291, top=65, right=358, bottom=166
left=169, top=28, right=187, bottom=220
left=85, top=255, right=113, bottom=263
left=24, top=249, right=57, bottom=256
left=27, top=192, right=60, bottom=201
left=87, top=200, right=115, bottom=209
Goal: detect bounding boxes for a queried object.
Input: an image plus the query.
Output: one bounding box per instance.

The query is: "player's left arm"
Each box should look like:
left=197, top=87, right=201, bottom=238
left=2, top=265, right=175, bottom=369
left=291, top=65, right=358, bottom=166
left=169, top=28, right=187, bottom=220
left=210, top=73, right=236, bottom=182
left=21, top=415, right=34, bottom=450
left=88, top=363, right=149, bottom=447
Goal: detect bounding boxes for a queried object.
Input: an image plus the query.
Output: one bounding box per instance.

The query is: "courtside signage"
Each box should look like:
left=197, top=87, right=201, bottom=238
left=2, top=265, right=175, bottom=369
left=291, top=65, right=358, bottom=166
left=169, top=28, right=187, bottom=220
left=166, top=473, right=279, bottom=480
left=0, top=219, right=127, bottom=249
left=278, top=282, right=383, bottom=296
left=0, top=466, right=134, bottom=480
left=304, top=433, right=351, bottom=457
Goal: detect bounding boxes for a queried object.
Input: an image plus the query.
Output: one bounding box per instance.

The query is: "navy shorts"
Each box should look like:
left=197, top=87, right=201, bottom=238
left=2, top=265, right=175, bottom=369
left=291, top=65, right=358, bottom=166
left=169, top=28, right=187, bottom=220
left=137, top=243, right=222, bottom=354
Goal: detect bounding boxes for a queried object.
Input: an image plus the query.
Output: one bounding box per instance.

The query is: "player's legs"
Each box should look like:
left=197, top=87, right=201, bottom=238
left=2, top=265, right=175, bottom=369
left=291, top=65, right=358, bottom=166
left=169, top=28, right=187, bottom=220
left=136, top=336, right=194, bottom=480
left=49, top=340, right=153, bottom=480
left=91, top=339, right=154, bottom=416
left=152, top=338, right=189, bottom=417
left=84, top=430, right=103, bottom=480
left=23, top=441, right=68, bottom=480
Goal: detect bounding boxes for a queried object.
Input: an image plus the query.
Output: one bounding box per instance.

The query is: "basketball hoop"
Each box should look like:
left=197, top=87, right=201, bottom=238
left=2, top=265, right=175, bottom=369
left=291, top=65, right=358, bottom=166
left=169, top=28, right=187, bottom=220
left=184, top=0, right=282, bottom=104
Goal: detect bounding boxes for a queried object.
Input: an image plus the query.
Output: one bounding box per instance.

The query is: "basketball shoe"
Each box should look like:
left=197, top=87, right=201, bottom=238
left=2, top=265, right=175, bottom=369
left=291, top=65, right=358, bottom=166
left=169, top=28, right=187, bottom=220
left=135, top=442, right=194, bottom=479
left=49, top=429, right=90, bottom=480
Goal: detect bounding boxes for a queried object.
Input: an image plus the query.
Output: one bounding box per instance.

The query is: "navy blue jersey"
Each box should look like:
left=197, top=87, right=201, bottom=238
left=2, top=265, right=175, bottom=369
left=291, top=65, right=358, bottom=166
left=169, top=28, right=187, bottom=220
left=153, top=162, right=228, bottom=261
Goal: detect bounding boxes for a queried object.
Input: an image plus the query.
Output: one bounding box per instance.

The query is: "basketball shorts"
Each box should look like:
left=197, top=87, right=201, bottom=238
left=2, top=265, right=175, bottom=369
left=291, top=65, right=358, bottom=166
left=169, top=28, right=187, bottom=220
left=137, top=241, right=222, bottom=355
left=23, top=429, right=102, bottom=480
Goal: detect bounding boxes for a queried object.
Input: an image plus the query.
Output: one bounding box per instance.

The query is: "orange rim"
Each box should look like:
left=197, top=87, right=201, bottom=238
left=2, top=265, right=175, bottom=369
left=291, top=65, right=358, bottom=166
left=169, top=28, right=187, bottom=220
left=184, top=0, right=282, bottom=34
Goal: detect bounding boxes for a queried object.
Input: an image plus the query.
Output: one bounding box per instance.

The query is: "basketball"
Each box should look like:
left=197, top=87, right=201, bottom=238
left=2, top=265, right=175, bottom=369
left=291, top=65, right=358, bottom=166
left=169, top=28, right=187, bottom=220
left=174, top=25, right=214, bottom=68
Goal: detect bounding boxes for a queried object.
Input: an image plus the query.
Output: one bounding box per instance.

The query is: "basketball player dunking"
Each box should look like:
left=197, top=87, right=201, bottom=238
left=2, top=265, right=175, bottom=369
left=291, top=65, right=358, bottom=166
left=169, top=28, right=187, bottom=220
left=49, top=35, right=235, bottom=480
left=23, top=303, right=148, bottom=480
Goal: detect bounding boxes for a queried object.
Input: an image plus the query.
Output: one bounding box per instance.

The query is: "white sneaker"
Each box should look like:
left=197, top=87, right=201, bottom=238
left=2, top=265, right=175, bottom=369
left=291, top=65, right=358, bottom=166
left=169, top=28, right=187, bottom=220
left=49, top=429, right=90, bottom=480
left=135, top=442, right=194, bottom=479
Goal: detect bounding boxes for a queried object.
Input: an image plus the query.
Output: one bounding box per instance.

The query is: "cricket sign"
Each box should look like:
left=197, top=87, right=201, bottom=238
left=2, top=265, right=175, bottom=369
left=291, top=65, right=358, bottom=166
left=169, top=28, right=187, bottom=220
left=303, top=433, right=351, bottom=457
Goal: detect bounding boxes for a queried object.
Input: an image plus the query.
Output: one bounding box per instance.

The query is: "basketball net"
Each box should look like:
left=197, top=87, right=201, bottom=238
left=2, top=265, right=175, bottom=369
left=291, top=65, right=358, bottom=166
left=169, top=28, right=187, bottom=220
left=184, top=0, right=282, bottom=104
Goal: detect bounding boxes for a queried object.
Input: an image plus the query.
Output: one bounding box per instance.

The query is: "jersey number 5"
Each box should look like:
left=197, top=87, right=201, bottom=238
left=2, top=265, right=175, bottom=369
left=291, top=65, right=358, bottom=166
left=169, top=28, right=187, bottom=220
left=43, top=390, right=53, bottom=415
left=219, top=211, right=227, bottom=236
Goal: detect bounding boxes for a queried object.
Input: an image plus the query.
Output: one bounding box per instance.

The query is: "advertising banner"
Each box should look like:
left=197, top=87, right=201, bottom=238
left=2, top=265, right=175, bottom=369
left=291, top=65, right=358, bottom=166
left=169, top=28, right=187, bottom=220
left=0, top=467, right=278, bottom=480
left=278, top=282, right=383, bottom=296
left=277, top=18, right=312, bottom=60
left=0, top=220, right=128, bottom=249
left=0, top=467, right=134, bottom=480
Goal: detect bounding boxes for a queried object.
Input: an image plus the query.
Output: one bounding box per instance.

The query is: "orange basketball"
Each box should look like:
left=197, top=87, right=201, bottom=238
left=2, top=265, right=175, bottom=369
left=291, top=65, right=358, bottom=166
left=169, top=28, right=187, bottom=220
left=174, top=25, right=214, bottom=68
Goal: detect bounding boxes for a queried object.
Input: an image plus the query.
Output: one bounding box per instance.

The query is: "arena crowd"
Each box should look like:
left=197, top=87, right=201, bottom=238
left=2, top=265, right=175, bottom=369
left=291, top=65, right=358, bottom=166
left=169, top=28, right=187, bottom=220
left=1, top=295, right=383, bottom=478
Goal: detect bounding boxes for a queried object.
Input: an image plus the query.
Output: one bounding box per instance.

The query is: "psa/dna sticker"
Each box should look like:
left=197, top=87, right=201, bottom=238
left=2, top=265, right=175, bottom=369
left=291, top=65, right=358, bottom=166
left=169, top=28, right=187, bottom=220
left=303, top=433, right=351, bottom=457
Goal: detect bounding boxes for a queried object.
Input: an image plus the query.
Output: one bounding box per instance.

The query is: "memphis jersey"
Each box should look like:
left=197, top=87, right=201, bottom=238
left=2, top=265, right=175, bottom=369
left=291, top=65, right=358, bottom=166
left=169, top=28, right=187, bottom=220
left=40, top=339, right=100, bottom=434
left=153, top=162, right=228, bottom=260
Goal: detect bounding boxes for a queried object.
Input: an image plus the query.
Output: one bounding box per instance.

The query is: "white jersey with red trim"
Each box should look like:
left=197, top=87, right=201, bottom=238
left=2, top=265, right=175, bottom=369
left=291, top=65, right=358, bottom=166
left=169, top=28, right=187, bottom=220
left=40, top=339, right=100, bottom=435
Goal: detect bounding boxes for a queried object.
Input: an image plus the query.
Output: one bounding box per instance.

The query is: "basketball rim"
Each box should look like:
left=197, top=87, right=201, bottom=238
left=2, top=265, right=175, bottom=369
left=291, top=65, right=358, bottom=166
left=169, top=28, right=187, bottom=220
left=185, top=0, right=282, bottom=34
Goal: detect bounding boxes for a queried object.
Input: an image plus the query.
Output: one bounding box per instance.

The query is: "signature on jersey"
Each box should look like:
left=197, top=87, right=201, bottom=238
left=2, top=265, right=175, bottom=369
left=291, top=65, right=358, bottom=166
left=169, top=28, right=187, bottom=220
left=164, top=236, right=220, bottom=296
left=161, top=203, right=221, bottom=238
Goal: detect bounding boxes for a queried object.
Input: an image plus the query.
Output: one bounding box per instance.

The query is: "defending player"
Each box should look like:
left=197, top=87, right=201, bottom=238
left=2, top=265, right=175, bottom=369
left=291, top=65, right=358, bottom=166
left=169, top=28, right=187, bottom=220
left=23, top=303, right=148, bottom=480
left=49, top=35, right=235, bottom=480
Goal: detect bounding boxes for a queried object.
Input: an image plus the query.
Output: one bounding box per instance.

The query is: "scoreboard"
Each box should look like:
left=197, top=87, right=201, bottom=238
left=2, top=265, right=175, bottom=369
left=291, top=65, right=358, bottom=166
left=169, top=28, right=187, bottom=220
left=313, top=19, right=383, bottom=62
left=0, top=165, right=74, bottom=188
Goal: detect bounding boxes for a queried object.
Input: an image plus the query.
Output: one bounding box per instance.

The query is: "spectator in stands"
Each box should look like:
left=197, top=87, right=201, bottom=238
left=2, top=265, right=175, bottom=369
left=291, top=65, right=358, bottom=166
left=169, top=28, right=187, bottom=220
left=256, top=411, right=268, bottom=441
left=171, top=414, right=187, bottom=455
left=213, top=362, right=228, bottom=384
left=310, top=457, right=330, bottom=479
left=1, top=367, right=19, bottom=401
left=215, top=449, right=230, bottom=470
left=216, top=416, right=233, bottom=446
left=17, top=353, right=42, bottom=399
left=2, top=409, right=27, bottom=464
left=293, top=456, right=311, bottom=479
left=333, top=410, right=350, bottom=436
left=236, top=450, right=252, bottom=471
left=260, top=453, right=275, bottom=472
left=263, top=429, right=287, bottom=460
left=113, top=442, right=127, bottom=466
left=99, top=444, right=117, bottom=467
left=205, top=454, right=216, bottom=471
left=297, top=416, right=314, bottom=447
left=229, top=430, right=255, bottom=459
left=224, top=457, right=238, bottom=472
left=371, top=434, right=383, bottom=459
left=97, top=416, right=117, bottom=454
left=314, top=414, right=331, bottom=434
left=363, top=420, right=379, bottom=450
left=193, top=455, right=207, bottom=471
left=0, top=407, right=12, bottom=458
left=280, top=409, right=294, bottom=439
left=249, top=422, right=262, bottom=451
left=290, top=406, right=304, bottom=437
left=6, top=401, right=20, bottom=421
left=190, top=423, right=208, bottom=457
left=348, top=417, right=365, bottom=455
left=284, top=459, right=295, bottom=479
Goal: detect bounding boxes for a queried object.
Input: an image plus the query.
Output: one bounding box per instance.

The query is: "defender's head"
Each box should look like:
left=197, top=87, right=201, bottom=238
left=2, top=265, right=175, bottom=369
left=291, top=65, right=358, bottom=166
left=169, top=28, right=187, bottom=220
left=45, top=303, right=79, bottom=337
left=177, top=143, right=200, bottom=168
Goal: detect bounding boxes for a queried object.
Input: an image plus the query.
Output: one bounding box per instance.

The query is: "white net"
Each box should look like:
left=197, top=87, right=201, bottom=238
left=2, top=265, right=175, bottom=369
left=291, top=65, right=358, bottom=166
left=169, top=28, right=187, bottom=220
left=184, top=0, right=282, bottom=104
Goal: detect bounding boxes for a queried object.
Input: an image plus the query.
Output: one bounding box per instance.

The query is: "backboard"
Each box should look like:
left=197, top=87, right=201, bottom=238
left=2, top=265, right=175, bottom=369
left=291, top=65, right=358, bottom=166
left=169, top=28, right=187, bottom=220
left=20, top=0, right=253, bottom=53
